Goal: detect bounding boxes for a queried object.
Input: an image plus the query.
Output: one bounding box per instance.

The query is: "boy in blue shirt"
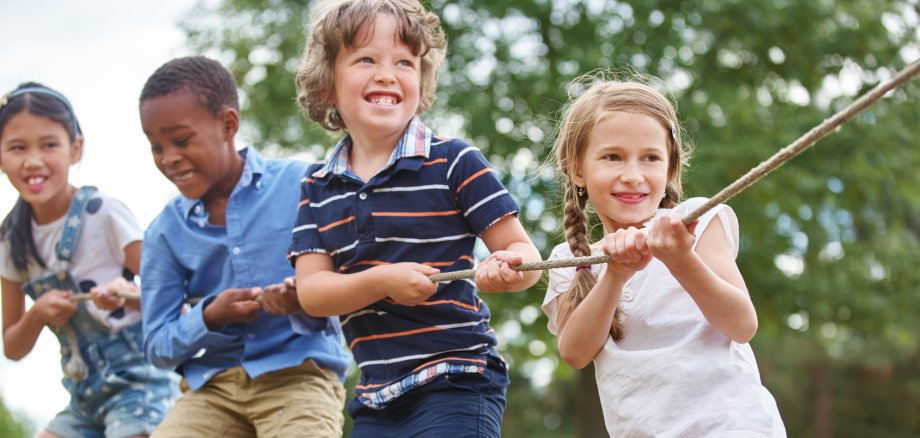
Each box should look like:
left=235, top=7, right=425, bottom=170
left=138, top=56, right=350, bottom=437
left=289, top=0, right=542, bottom=436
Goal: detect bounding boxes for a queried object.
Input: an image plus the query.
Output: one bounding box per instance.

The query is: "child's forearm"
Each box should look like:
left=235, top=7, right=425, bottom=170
left=3, top=309, right=44, bottom=360
left=557, top=273, right=624, bottom=369
left=506, top=241, right=543, bottom=291
left=667, top=254, right=758, bottom=343
left=297, top=269, right=388, bottom=317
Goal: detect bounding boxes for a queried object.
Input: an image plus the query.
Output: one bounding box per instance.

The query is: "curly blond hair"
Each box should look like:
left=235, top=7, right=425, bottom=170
left=295, top=0, right=446, bottom=131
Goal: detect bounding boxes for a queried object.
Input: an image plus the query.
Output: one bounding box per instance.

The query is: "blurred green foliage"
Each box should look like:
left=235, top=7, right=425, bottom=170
left=182, top=0, right=920, bottom=436
left=0, top=397, right=32, bottom=438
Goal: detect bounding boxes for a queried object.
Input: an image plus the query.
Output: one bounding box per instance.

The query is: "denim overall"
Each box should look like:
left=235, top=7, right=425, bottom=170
left=22, top=187, right=178, bottom=436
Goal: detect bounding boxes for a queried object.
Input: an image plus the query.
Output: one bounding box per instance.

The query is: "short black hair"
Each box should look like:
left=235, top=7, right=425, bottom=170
left=139, top=56, right=239, bottom=118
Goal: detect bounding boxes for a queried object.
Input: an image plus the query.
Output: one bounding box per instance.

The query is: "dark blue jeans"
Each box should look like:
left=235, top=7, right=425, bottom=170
left=349, top=355, right=509, bottom=437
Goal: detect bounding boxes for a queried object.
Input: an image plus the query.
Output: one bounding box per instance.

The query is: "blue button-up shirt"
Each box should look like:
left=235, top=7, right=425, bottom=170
left=141, top=147, right=350, bottom=390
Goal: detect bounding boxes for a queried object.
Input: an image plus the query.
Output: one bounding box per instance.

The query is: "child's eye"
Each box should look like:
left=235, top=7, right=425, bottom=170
left=174, top=137, right=191, bottom=147
left=150, top=144, right=163, bottom=154
left=359, top=57, right=374, bottom=64
left=397, top=59, right=414, bottom=68
left=602, top=154, right=620, bottom=161
left=643, top=154, right=663, bottom=162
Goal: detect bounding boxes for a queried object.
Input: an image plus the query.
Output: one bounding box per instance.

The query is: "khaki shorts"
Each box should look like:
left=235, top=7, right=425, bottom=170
left=152, top=360, right=345, bottom=438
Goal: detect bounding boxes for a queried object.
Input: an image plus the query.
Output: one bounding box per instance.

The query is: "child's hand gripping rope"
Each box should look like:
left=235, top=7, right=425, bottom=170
left=428, top=58, right=920, bottom=283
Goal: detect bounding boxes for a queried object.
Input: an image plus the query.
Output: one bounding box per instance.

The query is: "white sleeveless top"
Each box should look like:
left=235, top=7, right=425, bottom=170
left=543, top=198, right=786, bottom=437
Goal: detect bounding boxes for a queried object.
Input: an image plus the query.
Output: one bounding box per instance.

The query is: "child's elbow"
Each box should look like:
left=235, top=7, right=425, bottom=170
left=3, top=346, right=24, bottom=361
left=731, top=318, right=758, bottom=344
left=558, top=343, right=592, bottom=370
left=297, top=291, right=333, bottom=318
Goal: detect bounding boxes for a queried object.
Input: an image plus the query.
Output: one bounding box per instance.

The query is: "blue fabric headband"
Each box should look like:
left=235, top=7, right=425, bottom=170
left=0, top=86, right=82, bottom=135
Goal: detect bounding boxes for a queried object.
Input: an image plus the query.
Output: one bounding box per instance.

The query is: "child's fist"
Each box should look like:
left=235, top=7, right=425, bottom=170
left=475, top=251, right=524, bottom=293
left=382, top=263, right=440, bottom=306
left=90, top=277, right=134, bottom=311
left=261, top=277, right=301, bottom=316
left=34, top=290, right=77, bottom=328
left=203, top=287, right=263, bottom=329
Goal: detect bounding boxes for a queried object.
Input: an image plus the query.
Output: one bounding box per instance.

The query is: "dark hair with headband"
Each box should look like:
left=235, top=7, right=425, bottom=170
left=0, top=82, right=83, bottom=272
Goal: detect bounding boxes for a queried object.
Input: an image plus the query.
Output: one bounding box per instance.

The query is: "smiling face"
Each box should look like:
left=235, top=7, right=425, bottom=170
left=574, top=111, right=671, bottom=232
left=332, top=13, right=421, bottom=148
left=0, top=111, right=82, bottom=223
left=140, top=89, right=242, bottom=204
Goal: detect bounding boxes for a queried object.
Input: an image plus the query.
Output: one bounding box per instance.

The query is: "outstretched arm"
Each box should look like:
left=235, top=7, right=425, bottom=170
left=556, top=228, right=652, bottom=368
left=2, top=278, right=76, bottom=360
left=295, top=252, right=440, bottom=317
left=476, top=215, right=542, bottom=292
left=650, top=211, right=757, bottom=343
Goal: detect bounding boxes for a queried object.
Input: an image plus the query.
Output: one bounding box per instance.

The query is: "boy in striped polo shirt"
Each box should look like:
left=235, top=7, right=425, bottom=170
left=289, top=0, right=542, bottom=436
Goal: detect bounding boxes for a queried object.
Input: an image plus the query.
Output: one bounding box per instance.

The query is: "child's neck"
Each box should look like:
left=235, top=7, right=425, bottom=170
left=201, top=152, right=245, bottom=226
left=31, top=185, right=77, bottom=225
left=348, top=136, right=399, bottom=183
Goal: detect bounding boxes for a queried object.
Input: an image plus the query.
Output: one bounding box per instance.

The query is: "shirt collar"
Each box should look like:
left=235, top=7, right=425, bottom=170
left=312, top=116, right=432, bottom=179
left=181, top=146, right=264, bottom=219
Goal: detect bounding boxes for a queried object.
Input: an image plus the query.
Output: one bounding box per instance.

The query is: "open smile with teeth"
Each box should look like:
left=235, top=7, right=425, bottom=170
left=173, top=172, right=194, bottom=182
left=369, top=95, right=399, bottom=106
left=26, top=176, right=47, bottom=185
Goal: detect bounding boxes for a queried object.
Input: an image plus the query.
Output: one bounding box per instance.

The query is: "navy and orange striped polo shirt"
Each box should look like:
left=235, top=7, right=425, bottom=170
left=288, top=117, right=519, bottom=409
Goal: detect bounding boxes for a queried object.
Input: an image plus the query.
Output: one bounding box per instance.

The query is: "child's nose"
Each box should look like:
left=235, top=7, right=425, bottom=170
left=620, top=162, right=643, bottom=184
left=24, top=151, right=43, bottom=169
left=373, top=66, right=396, bottom=84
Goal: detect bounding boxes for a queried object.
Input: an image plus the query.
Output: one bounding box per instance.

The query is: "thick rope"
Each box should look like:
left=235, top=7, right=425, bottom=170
left=429, top=59, right=920, bottom=283
left=69, top=287, right=141, bottom=302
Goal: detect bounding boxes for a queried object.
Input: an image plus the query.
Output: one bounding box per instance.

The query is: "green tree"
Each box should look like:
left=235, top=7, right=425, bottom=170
left=182, top=1, right=920, bottom=436
left=0, top=398, right=33, bottom=438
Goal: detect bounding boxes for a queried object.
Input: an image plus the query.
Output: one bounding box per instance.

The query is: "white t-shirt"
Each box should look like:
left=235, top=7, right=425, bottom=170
left=0, top=190, right=143, bottom=332
left=543, top=198, right=786, bottom=437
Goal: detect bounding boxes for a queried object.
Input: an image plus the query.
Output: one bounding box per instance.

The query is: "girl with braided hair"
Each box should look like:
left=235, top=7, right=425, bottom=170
left=0, top=83, right=179, bottom=438
left=542, top=76, right=785, bottom=436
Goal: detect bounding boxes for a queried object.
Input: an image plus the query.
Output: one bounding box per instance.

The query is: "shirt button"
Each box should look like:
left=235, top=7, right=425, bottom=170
left=232, top=247, right=241, bottom=255
left=358, top=192, right=368, bottom=200
left=194, top=205, right=202, bottom=214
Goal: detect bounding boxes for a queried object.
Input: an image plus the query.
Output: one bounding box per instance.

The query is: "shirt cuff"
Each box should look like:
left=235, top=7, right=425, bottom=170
left=182, top=295, right=239, bottom=346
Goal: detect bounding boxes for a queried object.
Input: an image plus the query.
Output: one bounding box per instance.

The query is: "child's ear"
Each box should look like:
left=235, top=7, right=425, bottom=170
left=69, top=135, right=84, bottom=165
left=221, top=108, right=240, bottom=140
left=571, top=163, right=586, bottom=189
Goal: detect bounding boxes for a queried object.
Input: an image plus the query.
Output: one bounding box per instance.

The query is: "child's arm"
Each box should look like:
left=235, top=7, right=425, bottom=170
left=476, top=215, right=542, bottom=292
left=141, top=237, right=261, bottom=369
left=2, top=277, right=77, bottom=360
left=260, top=276, right=301, bottom=316
left=89, top=240, right=143, bottom=312
left=295, top=252, right=440, bottom=317
left=649, top=211, right=757, bottom=343
left=556, top=228, right=652, bottom=368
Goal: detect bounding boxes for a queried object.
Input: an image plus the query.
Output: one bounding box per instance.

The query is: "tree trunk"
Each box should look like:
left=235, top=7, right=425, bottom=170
left=811, top=361, right=833, bottom=438
left=576, top=364, right=607, bottom=437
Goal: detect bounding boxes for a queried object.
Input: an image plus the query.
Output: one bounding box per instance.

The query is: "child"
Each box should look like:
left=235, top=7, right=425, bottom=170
left=290, top=0, right=542, bottom=435
left=0, top=83, right=179, bottom=438
left=138, top=56, right=351, bottom=437
left=542, top=77, right=786, bottom=436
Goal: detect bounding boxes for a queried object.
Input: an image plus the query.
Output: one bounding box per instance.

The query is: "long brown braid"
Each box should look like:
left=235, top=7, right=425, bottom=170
left=552, top=75, right=692, bottom=340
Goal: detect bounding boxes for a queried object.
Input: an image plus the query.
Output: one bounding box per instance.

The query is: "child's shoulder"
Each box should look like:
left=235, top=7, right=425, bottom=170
left=549, top=241, right=574, bottom=261
left=428, top=135, right=476, bottom=159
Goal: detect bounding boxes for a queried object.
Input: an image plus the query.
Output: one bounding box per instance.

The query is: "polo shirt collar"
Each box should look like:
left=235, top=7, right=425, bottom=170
left=312, top=116, right=432, bottom=179
left=181, top=146, right=263, bottom=219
